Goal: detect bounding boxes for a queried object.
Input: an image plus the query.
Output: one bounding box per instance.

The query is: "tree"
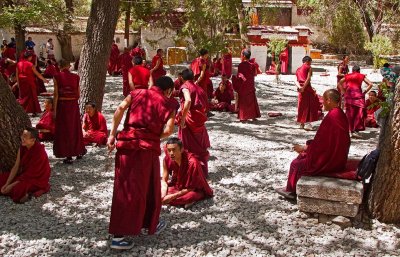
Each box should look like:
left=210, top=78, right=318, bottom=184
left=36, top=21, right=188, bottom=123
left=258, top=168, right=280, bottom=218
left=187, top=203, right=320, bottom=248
left=56, top=0, right=75, bottom=61
left=0, top=76, right=31, bottom=172
left=368, top=79, right=400, bottom=223
left=364, top=35, right=394, bottom=68
left=78, top=0, right=121, bottom=112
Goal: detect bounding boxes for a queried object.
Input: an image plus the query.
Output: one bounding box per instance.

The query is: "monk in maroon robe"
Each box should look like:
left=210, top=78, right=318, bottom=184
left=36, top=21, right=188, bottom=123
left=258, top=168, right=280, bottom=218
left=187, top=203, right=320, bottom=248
left=191, top=49, right=212, bottom=98
left=43, top=59, right=59, bottom=78
left=82, top=102, right=108, bottom=146
left=36, top=98, right=55, bottom=141
left=221, top=47, right=233, bottom=78
left=53, top=60, right=86, bottom=164
left=295, top=56, right=320, bottom=129
left=338, top=65, right=373, bottom=139
left=365, top=91, right=380, bottom=128
left=107, top=76, right=176, bottom=249
left=108, top=41, right=120, bottom=75
left=279, top=48, right=289, bottom=74
left=161, top=137, right=213, bottom=208
left=177, top=68, right=210, bottom=177
left=172, top=72, right=184, bottom=97
left=118, top=47, right=133, bottom=96
left=232, top=49, right=261, bottom=121
left=0, top=128, right=51, bottom=203
left=275, top=89, right=351, bottom=199
left=150, top=49, right=167, bottom=82
left=3, top=45, right=16, bottom=60
left=211, top=75, right=234, bottom=112
left=130, top=42, right=146, bottom=59
left=128, top=56, right=151, bottom=90
left=16, top=52, right=48, bottom=115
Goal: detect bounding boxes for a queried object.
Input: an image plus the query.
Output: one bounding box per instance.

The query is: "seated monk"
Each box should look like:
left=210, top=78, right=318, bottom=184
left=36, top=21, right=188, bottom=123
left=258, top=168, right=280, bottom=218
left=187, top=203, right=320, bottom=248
left=275, top=89, right=350, bottom=199
left=365, top=90, right=380, bottom=128
left=266, top=61, right=278, bottom=75
left=36, top=98, right=55, bottom=141
left=161, top=137, right=213, bottom=208
left=0, top=127, right=51, bottom=203
left=211, top=75, right=234, bottom=112
left=82, top=101, right=108, bottom=146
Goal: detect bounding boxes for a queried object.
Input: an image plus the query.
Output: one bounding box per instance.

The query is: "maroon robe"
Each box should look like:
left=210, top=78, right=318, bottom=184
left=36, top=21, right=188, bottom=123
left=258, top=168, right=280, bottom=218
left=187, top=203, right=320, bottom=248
left=344, top=72, right=366, bottom=132
left=164, top=150, right=213, bottom=206
left=279, top=48, right=289, bottom=74
left=191, top=57, right=211, bottom=97
left=82, top=111, right=108, bottom=146
left=296, top=63, right=320, bottom=123
left=108, top=43, right=120, bottom=75
left=118, top=52, right=133, bottom=96
left=172, top=78, right=184, bottom=97
left=232, top=60, right=261, bottom=121
left=128, top=65, right=150, bottom=90
left=222, top=53, right=232, bottom=77
left=53, top=70, right=86, bottom=158
left=36, top=110, right=55, bottom=141
left=365, top=99, right=380, bottom=128
left=130, top=47, right=146, bottom=58
left=177, top=80, right=210, bottom=177
left=211, top=83, right=234, bottom=112
left=17, top=60, right=41, bottom=113
left=0, top=141, right=51, bottom=202
left=43, top=64, right=58, bottom=78
left=286, top=107, right=351, bottom=192
left=109, top=86, right=176, bottom=236
left=3, top=47, right=16, bottom=60
left=151, top=54, right=166, bottom=82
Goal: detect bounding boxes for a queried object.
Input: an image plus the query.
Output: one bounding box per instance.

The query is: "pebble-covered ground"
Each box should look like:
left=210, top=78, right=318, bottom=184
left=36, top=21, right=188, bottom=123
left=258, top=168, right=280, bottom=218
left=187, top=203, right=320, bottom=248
left=1, top=63, right=399, bottom=257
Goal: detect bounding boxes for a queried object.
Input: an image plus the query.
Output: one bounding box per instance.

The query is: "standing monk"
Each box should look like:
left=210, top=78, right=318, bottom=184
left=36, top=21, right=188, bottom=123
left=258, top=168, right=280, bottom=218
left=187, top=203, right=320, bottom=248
left=221, top=47, right=233, bottom=78
left=128, top=56, right=151, bottom=91
left=150, top=49, right=167, bottom=82
left=107, top=76, right=176, bottom=250
left=108, top=40, right=120, bottom=76
left=177, top=69, right=210, bottom=177
left=295, top=56, right=320, bottom=130
left=53, top=59, right=86, bottom=164
left=275, top=89, right=351, bottom=199
left=232, top=49, right=261, bottom=122
left=17, top=51, right=48, bottom=116
left=118, top=47, right=133, bottom=96
left=0, top=128, right=51, bottom=203
left=82, top=102, right=108, bottom=146
left=338, top=65, right=373, bottom=139
left=191, top=49, right=211, bottom=98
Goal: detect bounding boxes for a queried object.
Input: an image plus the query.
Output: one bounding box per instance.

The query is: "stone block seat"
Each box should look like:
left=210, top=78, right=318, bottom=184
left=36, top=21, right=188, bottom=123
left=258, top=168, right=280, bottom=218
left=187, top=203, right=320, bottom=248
left=296, top=159, right=363, bottom=218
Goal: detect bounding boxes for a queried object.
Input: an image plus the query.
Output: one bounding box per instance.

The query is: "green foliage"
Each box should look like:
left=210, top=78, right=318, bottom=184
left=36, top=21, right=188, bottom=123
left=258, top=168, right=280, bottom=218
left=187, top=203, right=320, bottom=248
left=268, top=39, right=287, bottom=63
left=375, top=83, right=394, bottom=118
left=365, top=35, right=394, bottom=68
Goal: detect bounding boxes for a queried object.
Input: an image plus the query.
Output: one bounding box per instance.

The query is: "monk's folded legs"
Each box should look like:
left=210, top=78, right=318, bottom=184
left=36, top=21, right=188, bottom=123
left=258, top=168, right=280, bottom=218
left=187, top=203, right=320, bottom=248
left=285, top=155, right=307, bottom=193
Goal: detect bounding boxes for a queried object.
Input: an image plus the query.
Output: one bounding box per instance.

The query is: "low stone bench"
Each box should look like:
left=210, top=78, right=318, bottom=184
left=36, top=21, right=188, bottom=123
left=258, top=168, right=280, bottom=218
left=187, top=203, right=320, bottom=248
left=296, top=176, right=363, bottom=218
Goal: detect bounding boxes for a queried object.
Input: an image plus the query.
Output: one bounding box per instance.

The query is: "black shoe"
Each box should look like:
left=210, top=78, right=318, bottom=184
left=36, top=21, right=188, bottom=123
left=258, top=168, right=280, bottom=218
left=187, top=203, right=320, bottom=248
left=63, top=157, right=73, bottom=164
left=76, top=148, right=87, bottom=159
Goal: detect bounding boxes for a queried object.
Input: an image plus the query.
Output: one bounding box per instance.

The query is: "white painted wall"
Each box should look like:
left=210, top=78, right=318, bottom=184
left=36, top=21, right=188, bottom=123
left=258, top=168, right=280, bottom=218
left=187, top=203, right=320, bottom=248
left=250, top=45, right=268, bottom=72
left=141, top=27, right=177, bottom=61
left=290, top=45, right=307, bottom=74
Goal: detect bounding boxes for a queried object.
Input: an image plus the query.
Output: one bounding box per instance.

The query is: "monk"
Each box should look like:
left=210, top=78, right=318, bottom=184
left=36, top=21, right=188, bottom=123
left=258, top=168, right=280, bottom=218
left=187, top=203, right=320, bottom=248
left=338, top=65, right=373, bottom=139
left=0, top=128, right=51, bottom=203
left=279, top=48, right=289, bottom=74
left=82, top=102, right=108, bottom=146
left=53, top=59, right=86, bottom=164
left=275, top=89, right=351, bottom=199
left=118, top=47, right=133, bottom=96
left=128, top=56, right=151, bottom=91
left=249, top=58, right=262, bottom=75
left=172, top=72, right=184, bottom=97
left=221, top=47, right=233, bottom=78
left=43, top=59, right=59, bottom=78
left=365, top=91, right=380, bottom=128
left=295, top=56, right=320, bottom=130
left=161, top=137, right=213, bottom=208
left=107, top=76, right=176, bottom=250
left=210, top=57, right=221, bottom=77
left=177, top=68, right=210, bottom=177
left=211, top=74, right=234, bottom=112
left=191, top=49, right=211, bottom=98
left=36, top=98, right=55, bottom=141
left=150, top=48, right=167, bottom=82
left=17, top=51, right=49, bottom=116
left=108, top=40, right=120, bottom=76
left=130, top=41, right=146, bottom=59
left=232, top=49, right=261, bottom=122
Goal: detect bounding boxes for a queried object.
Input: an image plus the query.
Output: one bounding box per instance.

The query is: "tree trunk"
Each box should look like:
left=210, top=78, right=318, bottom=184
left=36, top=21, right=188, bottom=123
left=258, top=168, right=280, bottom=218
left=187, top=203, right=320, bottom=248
left=124, top=1, right=131, bottom=47
left=56, top=31, right=75, bottom=61
left=368, top=81, right=400, bottom=223
left=78, top=0, right=121, bottom=113
left=236, top=2, right=248, bottom=45
left=14, top=24, right=26, bottom=60
left=353, top=0, right=374, bottom=42
left=0, top=76, right=31, bottom=172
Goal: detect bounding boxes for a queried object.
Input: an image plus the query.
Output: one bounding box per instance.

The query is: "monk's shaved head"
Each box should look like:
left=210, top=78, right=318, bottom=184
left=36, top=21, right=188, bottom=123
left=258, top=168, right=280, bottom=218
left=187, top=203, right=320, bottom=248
left=324, top=89, right=340, bottom=103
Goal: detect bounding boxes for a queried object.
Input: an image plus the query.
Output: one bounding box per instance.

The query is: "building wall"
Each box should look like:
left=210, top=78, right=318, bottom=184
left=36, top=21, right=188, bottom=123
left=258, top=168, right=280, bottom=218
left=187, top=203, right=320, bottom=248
left=141, top=27, right=178, bottom=60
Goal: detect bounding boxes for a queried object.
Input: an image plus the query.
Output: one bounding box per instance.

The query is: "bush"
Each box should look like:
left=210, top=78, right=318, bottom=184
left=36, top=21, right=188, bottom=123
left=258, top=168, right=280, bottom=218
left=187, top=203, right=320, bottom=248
left=365, top=35, right=394, bottom=68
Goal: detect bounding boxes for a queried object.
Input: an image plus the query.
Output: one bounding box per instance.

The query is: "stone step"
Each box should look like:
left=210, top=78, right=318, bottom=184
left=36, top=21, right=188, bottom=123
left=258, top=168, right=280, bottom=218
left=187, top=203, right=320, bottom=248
left=296, top=176, right=363, bottom=204
left=298, top=196, right=359, bottom=217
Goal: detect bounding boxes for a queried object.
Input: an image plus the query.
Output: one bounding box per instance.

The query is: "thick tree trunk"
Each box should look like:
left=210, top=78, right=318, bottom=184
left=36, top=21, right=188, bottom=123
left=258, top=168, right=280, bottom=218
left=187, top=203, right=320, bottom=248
left=56, top=31, right=75, bottom=61
left=78, top=0, right=121, bottom=112
left=0, top=76, right=31, bottom=172
left=236, top=3, right=248, bottom=45
left=124, top=2, right=131, bottom=47
left=14, top=24, right=26, bottom=60
left=368, top=81, right=400, bottom=223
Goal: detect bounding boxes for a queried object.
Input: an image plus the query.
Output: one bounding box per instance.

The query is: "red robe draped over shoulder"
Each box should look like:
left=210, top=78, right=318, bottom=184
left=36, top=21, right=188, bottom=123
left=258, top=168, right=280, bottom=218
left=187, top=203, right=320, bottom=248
left=151, top=55, right=166, bottom=82
left=108, top=43, right=120, bottom=75
left=222, top=53, right=232, bottom=78
left=177, top=80, right=210, bottom=177
left=0, top=141, right=51, bottom=202
left=36, top=110, right=55, bottom=141
left=17, top=60, right=41, bottom=113
left=344, top=72, right=366, bottom=132
left=191, top=57, right=211, bottom=97
left=164, top=150, right=213, bottom=206
left=82, top=111, right=108, bottom=146
left=286, top=107, right=351, bottom=192
left=43, top=64, right=58, bottom=78
left=232, top=60, right=261, bottom=121
left=296, top=63, right=320, bottom=123
left=109, top=86, right=176, bottom=236
left=365, top=99, right=380, bottom=128
left=53, top=70, right=86, bottom=158
left=118, top=52, right=133, bottom=96
left=128, top=65, right=150, bottom=90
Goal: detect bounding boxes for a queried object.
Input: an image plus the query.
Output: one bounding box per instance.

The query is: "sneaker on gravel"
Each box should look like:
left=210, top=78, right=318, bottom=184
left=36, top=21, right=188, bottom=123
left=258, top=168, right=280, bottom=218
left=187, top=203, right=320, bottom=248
left=110, top=237, right=134, bottom=250
left=155, top=219, right=167, bottom=235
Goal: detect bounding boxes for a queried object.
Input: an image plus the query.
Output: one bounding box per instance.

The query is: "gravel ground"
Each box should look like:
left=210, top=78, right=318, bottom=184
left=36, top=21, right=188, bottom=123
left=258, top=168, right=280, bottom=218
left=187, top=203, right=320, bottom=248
left=1, top=64, right=399, bottom=257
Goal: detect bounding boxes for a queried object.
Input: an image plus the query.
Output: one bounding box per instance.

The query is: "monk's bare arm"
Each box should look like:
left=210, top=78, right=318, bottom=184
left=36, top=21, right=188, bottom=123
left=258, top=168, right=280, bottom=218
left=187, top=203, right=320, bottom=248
left=160, top=111, right=176, bottom=139
left=338, top=65, right=344, bottom=77
left=128, top=72, right=135, bottom=91
left=107, top=96, right=132, bottom=152
left=304, top=67, right=312, bottom=88
left=1, top=149, right=20, bottom=194
left=162, top=160, right=169, bottom=183
left=337, top=78, right=346, bottom=94
left=363, top=78, right=373, bottom=94
left=32, top=66, right=49, bottom=83
left=180, top=89, right=191, bottom=128
left=196, top=63, right=206, bottom=84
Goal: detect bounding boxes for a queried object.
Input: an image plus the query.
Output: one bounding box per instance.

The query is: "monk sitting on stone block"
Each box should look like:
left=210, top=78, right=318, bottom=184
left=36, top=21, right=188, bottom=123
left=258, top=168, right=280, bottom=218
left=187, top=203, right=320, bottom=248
left=0, top=127, right=51, bottom=203
left=275, top=89, right=350, bottom=199
left=161, top=137, right=213, bottom=208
